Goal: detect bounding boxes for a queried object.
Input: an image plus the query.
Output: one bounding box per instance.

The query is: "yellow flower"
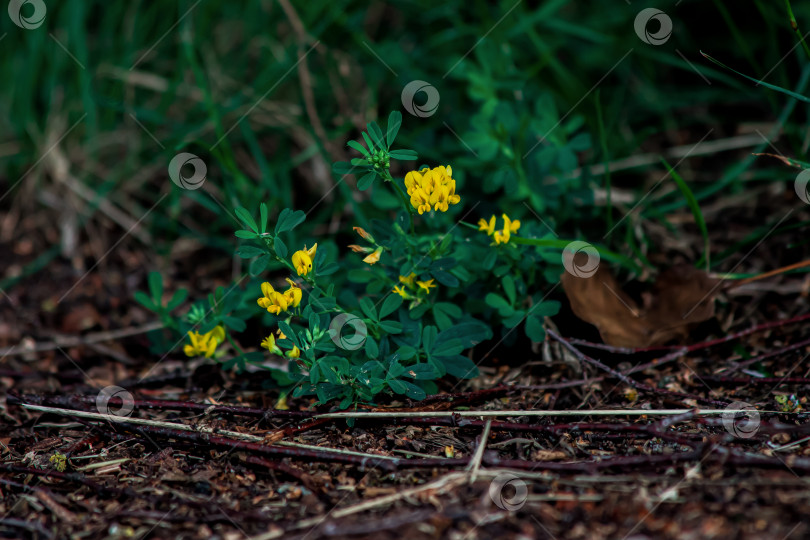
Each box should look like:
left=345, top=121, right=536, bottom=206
left=288, top=345, right=301, bottom=359
left=261, top=334, right=282, bottom=355
left=49, top=453, right=67, bottom=472
left=416, top=279, right=436, bottom=293
left=276, top=328, right=287, bottom=340
left=363, top=246, right=383, bottom=265
left=292, top=243, right=317, bottom=276
left=392, top=285, right=412, bottom=299
left=478, top=215, right=496, bottom=236
left=275, top=394, right=289, bottom=410
left=403, top=165, right=461, bottom=214
left=284, top=278, right=302, bottom=308
left=493, top=214, right=520, bottom=245
left=399, top=273, right=417, bottom=288
left=257, top=282, right=289, bottom=315
left=184, top=325, right=226, bottom=358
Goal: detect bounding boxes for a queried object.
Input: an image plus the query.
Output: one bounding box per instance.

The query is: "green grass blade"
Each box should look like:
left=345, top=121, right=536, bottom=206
left=700, top=51, right=810, bottom=103
left=662, top=158, right=710, bottom=270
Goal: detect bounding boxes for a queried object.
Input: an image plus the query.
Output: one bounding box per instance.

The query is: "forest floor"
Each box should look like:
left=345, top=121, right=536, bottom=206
left=2, top=185, right=810, bottom=540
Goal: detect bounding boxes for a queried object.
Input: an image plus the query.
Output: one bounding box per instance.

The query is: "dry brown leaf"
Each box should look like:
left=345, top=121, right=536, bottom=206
left=561, top=258, right=719, bottom=348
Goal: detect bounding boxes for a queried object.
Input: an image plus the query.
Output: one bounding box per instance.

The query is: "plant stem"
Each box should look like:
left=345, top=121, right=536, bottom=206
left=383, top=170, right=415, bottom=234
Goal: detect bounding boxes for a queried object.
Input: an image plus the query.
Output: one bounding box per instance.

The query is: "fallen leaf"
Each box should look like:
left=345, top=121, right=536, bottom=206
left=561, top=258, right=719, bottom=348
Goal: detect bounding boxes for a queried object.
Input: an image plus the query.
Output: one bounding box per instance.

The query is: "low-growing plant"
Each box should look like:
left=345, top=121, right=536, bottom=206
left=138, top=112, right=636, bottom=408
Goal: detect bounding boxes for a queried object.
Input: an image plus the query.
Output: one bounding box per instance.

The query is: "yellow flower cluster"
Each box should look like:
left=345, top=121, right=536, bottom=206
left=184, top=325, right=226, bottom=358
left=404, top=166, right=461, bottom=214
left=257, top=278, right=302, bottom=315
left=478, top=213, right=520, bottom=244
left=292, top=244, right=317, bottom=276
left=392, top=272, right=436, bottom=299
left=261, top=328, right=300, bottom=358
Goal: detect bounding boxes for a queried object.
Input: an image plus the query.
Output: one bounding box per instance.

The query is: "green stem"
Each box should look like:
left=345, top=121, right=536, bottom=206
left=382, top=170, right=415, bottom=234
left=226, top=333, right=244, bottom=356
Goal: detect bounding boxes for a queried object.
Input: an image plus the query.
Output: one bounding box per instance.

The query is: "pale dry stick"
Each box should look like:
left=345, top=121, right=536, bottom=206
left=267, top=469, right=556, bottom=540
left=19, top=404, right=398, bottom=462
left=46, top=145, right=151, bottom=244
left=466, top=419, right=492, bottom=484
left=579, top=133, right=764, bottom=186
left=311, top=409, right=777, bottom=420
left=252, top=470, right=530, bottom=540
left=0, top=321, right=164, bottom=358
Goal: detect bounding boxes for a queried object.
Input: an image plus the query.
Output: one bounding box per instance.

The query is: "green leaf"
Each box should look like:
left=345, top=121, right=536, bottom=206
left=441, top=355, right=479, bottom=379
left=422, top=325, right=438, bottom=352
left=134, top=290, right=156, bottom=310
left=224, top=316, right=246, bottom=332
left=278, top=321, right=297, bottom=346
left=361, top=131, right=375, bottom=152
left=236, top=245, right=265, bottom=258
left=367, top=122, right=386, bottom=149
left=235, top=207, right=258, bottom=232
left=166, top=289, right=188, bottom=311
left=396, top=345, right=417, bottom=361
left=348, top=140, right=370, bottom=157
left=531, top=301, right=560, bottom=318
left=235, top=230, right=258, bottom=239
left=389, top=149, right=418, bottom=160
left=525, top=316, right=546, bottom=342
left=482, top=250, right=497, bottom=271
left=148, top=272, right=163, bottom=303
left=431, top=270, right=459, bottom=287
left=359, top=297, right=377, bottom=320
left=332, top=161, right=353, bottom=175
left=388, top=378, right=406, bottom=394
left=317, top=262, right=340, bottom=276
left=503, top=311, right=525, bottom=328
left=259, top=203, right=268, bottom=234
left=401, top=380, right=426, bottom=400
left=402, top=363, right=438, bottom=380
left=276, top=209, right=306, bottom=234
left=434, top=302, right=462, bottom=318
left=485, top=293, right=511, bottom=311
left=435, top=322, right=492, bottom=349
left=274, top=236, right=288, bottom=259
left=365, top=337, right=379, bottom=359
left=379, top=295, right=402, bottom=319
left=378, top=320, right=402, bottom=334
left=357, top=171, right=376, bottom=191
left=502, top=276, right=516, bottom=304
left=386, top=111, right=402, bottom=147
left=250, top=254, right=270, bottom=276
left=432, top=338, right=464, bottom=357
